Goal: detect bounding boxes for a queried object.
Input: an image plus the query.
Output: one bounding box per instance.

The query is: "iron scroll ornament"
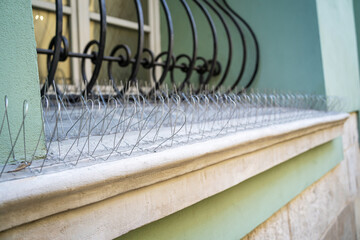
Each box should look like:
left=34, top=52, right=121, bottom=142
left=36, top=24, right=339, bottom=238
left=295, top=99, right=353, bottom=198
left=40, top=0, right=62, bottom=96
left=36, top=0, right=260, bottom=97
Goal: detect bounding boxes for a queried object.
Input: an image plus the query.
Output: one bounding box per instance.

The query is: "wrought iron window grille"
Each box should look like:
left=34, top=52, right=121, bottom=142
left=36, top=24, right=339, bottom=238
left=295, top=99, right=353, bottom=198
left=36, top=0, right=260, bottom=98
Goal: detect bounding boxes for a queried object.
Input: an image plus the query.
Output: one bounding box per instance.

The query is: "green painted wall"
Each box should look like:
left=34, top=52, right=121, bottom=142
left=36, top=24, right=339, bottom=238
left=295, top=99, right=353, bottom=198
left=227, top=0, right=325, bottom=94
left=0, top=0, right=45, bottom=164
left=354, top=0, right=360, bottom=86
left=351, top=0, right=360, bottom=140
left=317, top=0, right=360, bottom=140
left=316, top=0, right=360, bottom=113
left=118, top=138, right=343, bottom=240
left=161, top=0, right=326, bottom=94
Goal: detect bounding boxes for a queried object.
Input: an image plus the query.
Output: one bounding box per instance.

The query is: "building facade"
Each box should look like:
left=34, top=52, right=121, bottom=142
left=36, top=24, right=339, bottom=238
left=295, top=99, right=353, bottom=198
left=0, top=0, right=360, bottom=239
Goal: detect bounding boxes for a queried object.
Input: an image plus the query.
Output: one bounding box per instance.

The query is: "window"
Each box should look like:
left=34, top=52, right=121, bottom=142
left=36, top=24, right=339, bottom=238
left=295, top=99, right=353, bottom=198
left=32, top=0, right=161, bottom=92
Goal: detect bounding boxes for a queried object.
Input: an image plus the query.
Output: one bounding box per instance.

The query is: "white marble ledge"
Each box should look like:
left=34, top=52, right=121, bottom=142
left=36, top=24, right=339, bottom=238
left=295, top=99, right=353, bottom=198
left=0, top=113, right=349, bottom=237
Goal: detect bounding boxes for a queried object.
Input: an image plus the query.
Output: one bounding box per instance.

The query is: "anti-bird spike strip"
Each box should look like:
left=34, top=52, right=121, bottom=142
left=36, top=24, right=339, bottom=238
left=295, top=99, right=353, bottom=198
left=0, top=88, right=342, bottom=181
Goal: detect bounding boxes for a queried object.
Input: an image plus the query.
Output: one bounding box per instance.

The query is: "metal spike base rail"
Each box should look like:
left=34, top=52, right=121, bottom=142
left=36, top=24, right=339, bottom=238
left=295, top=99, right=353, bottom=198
left=37, top=0, right=259, bottom=97
left=0, top=90, right=343, bottom=181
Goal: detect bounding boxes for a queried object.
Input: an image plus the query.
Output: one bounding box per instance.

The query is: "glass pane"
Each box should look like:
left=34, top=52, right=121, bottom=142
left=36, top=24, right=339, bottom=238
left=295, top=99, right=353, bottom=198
left=33, top=9, right=72, bottom=85
left=89, top=0, right=149, bottom=25
left=90, top=21, right=150, bottom=86
left=34, top=0, right=70, bottom=6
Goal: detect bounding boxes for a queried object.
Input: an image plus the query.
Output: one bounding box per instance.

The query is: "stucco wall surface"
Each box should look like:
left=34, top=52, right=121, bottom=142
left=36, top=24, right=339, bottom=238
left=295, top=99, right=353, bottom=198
left=0, top=0, right=45, bottom=162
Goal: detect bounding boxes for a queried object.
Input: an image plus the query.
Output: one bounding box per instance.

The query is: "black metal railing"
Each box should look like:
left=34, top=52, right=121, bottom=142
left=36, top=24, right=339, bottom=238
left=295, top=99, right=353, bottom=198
left=36, top=0, right=259, bottom=98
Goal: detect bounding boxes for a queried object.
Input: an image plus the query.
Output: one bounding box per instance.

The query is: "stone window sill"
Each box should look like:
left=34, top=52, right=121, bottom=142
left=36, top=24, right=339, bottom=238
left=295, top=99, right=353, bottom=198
left=0, top=113, right=348, bottom=239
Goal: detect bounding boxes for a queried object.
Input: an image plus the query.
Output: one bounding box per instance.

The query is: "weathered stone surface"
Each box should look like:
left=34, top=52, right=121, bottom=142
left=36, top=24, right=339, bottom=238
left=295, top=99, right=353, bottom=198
left=341, top=114, right=360, bottom=196
left=245, top=206, right=291, bottom=240
left=322, top=203, right=358, bottom=240
left=342, top=113, right=359, bottom=151
left=344, top=147, right=360, bottom=196
left=321, top=220, right=337, bottom=240
left=287, top=161, right=350, bottom=240
left=354, top=146, right=360, bottom=193
left=354, top=195, right=360, bottom=240
left=337, top=203, right=357, bottom=240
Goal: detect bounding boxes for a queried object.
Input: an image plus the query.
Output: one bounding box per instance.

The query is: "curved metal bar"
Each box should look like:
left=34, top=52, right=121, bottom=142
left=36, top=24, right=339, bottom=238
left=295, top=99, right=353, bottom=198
left=223, top=0, right=260, bottom=90
left=40, top=0, right=63, bottom=96
left=81, top=40, right=99, bottom=86
left=141, top=48, right=155, bottom=69
left=213, top=0, right=247, bottom=92
left=195, top=56, right=209, bottom=75
left=150, top=0, right=174, bottom=93
left=204, top=0, right=232, bottom=92
left=127, top=0, right=144, bottom=88
left=82, top=0, right=106, bottom=96
left=177, top=0, right=198, bottom=91
left=46, top=36, right=69, bottom=69
left=170, top=54, right=192, bottom=86
left=107, top=44, right=132, bottom=96
left=193, top=0, right=218, bottom=93
left=59, top=36, right=70, bottom=62
left=152, top=52, right=175, bottom=83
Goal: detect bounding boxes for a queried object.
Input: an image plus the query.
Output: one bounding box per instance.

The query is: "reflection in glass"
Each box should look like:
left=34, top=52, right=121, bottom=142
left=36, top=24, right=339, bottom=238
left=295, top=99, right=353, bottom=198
left=89, top=0, right=149, bottom=25
left=33, top=9, right=72, bottom=85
